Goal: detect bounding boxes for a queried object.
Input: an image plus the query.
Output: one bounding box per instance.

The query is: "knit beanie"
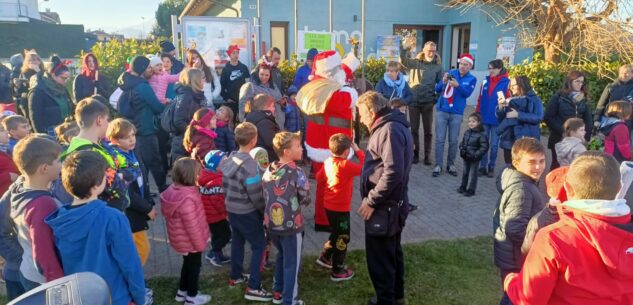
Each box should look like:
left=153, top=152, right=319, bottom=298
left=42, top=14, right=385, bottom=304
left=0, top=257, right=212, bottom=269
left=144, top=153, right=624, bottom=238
left=160, top=40, right=176, bottom=53
left=204, top=150, right=226, bottom=172
left=131, top=56, right=150, bottom=75
left=148, top=55, right=162, bottom=68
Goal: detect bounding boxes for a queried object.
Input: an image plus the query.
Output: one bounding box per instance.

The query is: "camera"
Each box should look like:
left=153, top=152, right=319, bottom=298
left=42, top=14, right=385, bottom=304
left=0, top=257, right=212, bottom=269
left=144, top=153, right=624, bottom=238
left=446, top=74, right=454, bottom=81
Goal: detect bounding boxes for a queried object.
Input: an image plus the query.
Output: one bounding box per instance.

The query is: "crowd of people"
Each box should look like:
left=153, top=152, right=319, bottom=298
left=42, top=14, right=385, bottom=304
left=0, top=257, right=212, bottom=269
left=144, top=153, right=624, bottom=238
left=0, top=36, right=631, bottom=305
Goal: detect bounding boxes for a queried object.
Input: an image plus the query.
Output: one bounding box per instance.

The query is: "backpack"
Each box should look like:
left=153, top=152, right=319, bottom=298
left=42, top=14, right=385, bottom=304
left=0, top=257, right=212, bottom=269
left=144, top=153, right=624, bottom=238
left=160, top=95, right=181, bottom=133
left=116, top=88, right=136, bottom=119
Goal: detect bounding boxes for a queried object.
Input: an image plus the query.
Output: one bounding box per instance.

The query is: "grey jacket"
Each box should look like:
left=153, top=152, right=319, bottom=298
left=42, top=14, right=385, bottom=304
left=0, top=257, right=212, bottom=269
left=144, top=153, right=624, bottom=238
left=222, top=151, right=266, bottom=215
left=492, top=167, right=546, bottom=271
left=399, top=46, right=443, bottom=104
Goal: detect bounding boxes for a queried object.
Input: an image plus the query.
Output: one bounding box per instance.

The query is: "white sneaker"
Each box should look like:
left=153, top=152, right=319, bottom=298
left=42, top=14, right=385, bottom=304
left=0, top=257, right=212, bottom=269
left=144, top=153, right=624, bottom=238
left=185, top=293, right=212, bottom=305
left=175, top=290, right=186, bottom=302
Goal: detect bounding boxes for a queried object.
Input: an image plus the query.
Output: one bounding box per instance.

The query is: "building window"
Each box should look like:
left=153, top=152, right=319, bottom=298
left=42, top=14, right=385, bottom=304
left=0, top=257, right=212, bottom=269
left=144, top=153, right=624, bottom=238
left=393, top=24, right=443, bottom=60
left=270, top=22, right=289, bottom=60
left=450, top=23, right=471, bottom=69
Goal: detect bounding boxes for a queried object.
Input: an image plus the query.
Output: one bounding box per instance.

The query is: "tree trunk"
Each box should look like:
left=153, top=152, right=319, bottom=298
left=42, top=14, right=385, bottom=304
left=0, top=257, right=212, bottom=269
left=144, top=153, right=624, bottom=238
left=544, top=43, right=560, bottom=63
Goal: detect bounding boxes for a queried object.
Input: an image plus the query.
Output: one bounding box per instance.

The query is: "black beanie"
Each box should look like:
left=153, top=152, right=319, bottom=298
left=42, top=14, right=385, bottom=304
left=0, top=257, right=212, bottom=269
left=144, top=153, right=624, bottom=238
left=160, top=40, right=176, bottom=53
left=131, top=56, right=150, bottom=74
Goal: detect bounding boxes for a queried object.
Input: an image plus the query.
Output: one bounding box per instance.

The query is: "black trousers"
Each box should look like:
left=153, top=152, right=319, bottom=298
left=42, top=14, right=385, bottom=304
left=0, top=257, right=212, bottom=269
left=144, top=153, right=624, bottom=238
left=366, top=232, right=404, bottom=305
left=209, top=219, right=232, bottom=252
left=409, top=103, right=435, bottom=159
left=503, top=149, right=512, bottom=165
left=461, top=160, right=480, bottom=192
left=179, top=252, right=202, bottom=297
left=323, top=210, right=351, bottom=273
left=135, top=134, right=167, bottom=192
left=156, top=126, right=171, bottom=170
left=549, top=148, right=560, bottom=171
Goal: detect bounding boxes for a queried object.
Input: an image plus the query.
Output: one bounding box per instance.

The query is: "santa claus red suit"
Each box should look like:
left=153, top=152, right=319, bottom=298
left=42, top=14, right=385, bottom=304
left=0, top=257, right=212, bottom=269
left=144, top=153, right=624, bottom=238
left=296, top=50, right=360, bottom=231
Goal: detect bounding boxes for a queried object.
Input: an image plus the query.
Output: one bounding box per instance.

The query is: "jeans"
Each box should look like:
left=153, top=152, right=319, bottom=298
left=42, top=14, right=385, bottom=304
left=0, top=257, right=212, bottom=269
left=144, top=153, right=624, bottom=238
left=271, top=233, right=303, bottom=305
left=135, top=134, right=167, bottom=192
left=461, top=160, right=480, bottom=192
left=435, top=111, right=463, bottom=167
left=228, top=211, right=266, bottom=290
left=409, top=103, right=435, bottom=158
left=480, top=124, right=499, bottom=170
left=366, top=232, right=404, bottom=305
left=6, top=279, right=26, bottom=301
left=323, top=210, right=351, bottom=273
left=209, top=219, right=232, bottom=252
left=179, top=252, right=202, bottom=297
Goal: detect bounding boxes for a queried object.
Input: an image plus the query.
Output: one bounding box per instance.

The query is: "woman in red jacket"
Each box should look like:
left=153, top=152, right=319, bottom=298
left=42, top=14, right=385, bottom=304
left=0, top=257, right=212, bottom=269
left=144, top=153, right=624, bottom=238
left=160, top=158, right=211, bottom=305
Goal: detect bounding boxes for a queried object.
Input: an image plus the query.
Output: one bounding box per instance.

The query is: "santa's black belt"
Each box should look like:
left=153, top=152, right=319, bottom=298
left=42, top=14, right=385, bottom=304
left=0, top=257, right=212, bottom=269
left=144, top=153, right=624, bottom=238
left=308, top=114, right=352, bottom=129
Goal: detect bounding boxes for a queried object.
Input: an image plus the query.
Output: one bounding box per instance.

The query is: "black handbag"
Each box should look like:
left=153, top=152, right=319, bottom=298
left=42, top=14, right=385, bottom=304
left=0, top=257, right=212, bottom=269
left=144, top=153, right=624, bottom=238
left=365, top=201, right=403, bottom=237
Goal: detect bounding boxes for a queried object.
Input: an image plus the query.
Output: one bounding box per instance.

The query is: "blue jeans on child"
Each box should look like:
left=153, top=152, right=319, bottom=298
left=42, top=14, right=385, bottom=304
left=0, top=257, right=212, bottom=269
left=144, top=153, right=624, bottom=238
left=480, top=124, right=499, bottom=171
left=434, top=111, right=463, bottom=167
left=5, top=269, right=26, bottom=301
left=228, top=211, right=266, bottom=290
left=271, top=232, right=303, bottom=305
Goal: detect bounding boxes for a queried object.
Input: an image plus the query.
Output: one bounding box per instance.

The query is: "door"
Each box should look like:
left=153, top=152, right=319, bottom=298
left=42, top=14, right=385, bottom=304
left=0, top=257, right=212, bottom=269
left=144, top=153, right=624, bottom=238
left=394, top=25, right=443, bottom=60
left=270, top=22, right=289, bottom=60
left=450, top=23, right=471, bottom=69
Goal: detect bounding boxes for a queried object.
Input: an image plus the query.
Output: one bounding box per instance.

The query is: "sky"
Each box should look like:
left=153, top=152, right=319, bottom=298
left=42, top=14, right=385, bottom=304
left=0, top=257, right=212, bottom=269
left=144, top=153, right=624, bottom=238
left=43, top=0, right=164, bottom=38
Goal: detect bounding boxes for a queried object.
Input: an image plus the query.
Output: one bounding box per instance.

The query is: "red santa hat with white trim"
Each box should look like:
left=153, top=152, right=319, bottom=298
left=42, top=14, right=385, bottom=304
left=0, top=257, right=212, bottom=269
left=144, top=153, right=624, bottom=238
left=341, top=52, right=360, bottom=83
left=310, top=50, right=343, bottom=81
left=459, top=53, right=474, bottom=66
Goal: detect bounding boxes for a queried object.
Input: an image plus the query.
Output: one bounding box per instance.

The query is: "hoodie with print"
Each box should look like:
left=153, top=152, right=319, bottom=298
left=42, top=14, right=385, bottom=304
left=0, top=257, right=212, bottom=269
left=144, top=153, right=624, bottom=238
left=262, top=161, right=310, bottom=236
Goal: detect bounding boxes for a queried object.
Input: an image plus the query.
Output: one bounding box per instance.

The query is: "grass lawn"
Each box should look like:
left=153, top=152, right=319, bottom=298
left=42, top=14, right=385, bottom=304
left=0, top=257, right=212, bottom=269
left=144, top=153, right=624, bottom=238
left=148, top=236, right=502, bottom=305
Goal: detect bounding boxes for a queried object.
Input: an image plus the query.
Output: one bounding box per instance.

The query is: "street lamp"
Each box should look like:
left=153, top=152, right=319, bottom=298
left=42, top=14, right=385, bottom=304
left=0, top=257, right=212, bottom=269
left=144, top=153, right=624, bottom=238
left=141, top=16, right=145, bottom=39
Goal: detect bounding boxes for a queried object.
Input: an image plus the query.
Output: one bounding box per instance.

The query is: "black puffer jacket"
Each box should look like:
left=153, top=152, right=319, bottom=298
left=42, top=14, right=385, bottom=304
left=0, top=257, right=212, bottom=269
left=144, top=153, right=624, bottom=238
left=170, top=84, right=206, bottom=162
left=459, top=128, right=489, bottom=161
left=544, top=92, right=592, bottom=149
left=493, top=167, right=546, bottom=271
left=245, top=110, right=280, bottom=162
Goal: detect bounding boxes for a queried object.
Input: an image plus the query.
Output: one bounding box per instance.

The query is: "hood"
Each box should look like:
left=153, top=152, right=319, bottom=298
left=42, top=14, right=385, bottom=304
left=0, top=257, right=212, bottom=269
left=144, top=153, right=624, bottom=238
left=117, top=72, right=147, bottom=91
left=599, top=117, right=623, bottom=133
left=559, top=204, right=633, bottom=279
left=175, top=84, right=205, bottom=100
left=564, top=199, right=630, bottom=218
left=497, top=167, right=536, bottom=193
left=245, top=110, right=275, bottom=125
left=9, top=179, right=52, bottom=219
left=45, top=200, right=107, bottom=242
left=555, top=136, right=584, bottom=152
left=199, top=168, right=222, bottom=186
left=160, top=185, right=199, bottom=219
left=264, top=161, right=292, bottom=180
left=371, top=108, right=411, bottom=133
left=221, top=151, right=252, bottom=178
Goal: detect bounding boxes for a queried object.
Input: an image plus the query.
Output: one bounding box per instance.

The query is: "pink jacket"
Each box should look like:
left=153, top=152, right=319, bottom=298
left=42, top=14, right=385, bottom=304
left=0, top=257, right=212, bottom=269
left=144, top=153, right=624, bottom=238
left=160, top=184, right=210, bottom=254
left=148, top=71, right=180, bottom=104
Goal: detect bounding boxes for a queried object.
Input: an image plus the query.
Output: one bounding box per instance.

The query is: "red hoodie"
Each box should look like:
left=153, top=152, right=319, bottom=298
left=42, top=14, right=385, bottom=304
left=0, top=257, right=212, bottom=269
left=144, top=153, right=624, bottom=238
left=0, top=151, right=18, bottom=195
left=197, top=169, right=227, bottom=224
left=505, top=201, right=633, bottom=305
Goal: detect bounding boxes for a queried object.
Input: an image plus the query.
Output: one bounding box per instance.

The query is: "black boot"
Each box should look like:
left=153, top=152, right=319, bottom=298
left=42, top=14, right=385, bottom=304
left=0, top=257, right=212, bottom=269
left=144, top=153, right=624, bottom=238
left=423, top=155, right=431, bottom=165
left=412, top=151, right=419, bottom=164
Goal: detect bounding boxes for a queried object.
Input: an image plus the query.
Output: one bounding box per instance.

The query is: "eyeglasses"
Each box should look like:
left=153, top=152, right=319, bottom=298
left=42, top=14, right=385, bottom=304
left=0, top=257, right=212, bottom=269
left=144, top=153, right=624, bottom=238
left=573, top=79, right=584, bottom=84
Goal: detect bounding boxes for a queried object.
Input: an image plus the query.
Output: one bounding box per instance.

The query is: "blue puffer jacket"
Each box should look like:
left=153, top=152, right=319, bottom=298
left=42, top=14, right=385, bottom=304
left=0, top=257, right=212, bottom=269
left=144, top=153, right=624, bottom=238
left=284, top=103, right=302, bottom=132
left=496, top=91, right=544, bottom=150
left=435, top=69, right=477, bottom=115
left=215, top=124, right=236, bottom=153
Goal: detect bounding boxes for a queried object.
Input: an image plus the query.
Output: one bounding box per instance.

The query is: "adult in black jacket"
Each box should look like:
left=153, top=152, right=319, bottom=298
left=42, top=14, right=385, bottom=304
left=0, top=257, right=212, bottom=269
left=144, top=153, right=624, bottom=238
left=357, top=92, right=413, bottom=305
left=594, top=64, right=633, bottom=124
left=73, top=53, right=109, bottom=102
left=170, top=69, right=206, bottom=163
left=544, top=71, right=592, bottom=170
left=245, top=93, right=280, bottom=162
left=28, top=56, right=73, bottom=136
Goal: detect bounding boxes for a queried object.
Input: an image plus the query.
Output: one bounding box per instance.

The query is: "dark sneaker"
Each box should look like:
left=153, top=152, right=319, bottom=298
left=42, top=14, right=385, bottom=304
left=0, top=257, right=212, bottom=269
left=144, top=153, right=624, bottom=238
left=330, top=268, right=355, bottom=282
left=447, top=165, right=458, bottom=176
left=204, top=252, right=221, bottom=267
left=272, top=291, right=283, bottom=304
left=456, top=186, right=465, bottom=193
left=478, top=168, right=487, bottom=177
left=464, top=190, right=475, bottom=197
left=316, top=254, right=333, bottom=269
left=432, top=166, right=442, bottom=177
left=228, top=274, right=249, bottom=287
left=487, top=168, right=495, bottom=178
left=423, top=157, right=432, bottom=165
left=244, top=286, right=273, bottom=302
left=412, top=155, right=419, bottom=164
left=407, top=203, right=418, bottom=212
left=369, top=296, right=405, bottom=305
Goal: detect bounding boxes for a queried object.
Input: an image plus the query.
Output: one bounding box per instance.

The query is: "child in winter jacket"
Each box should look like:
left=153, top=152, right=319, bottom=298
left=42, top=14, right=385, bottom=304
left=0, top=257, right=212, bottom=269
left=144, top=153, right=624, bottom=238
left=458, top=113, right=489, bottom=197
left=375, top=61, right=413, bottom=104
left=160, top=158, right=211, bottom=305
left=148, top=55, right=180, bottom=104
left=47, top=151, right=146, bottom=305
left=505, top=152, right=633, bottom=305
left=221, top=122, right=273, bottom=301
left=263, top=132, right=311, bottom=305
left=2, top=115, right=30, bottom=156
left=555, top=118, right=587, bottom=166
left=599, top=100, right=631, bottom=163
left=184, top=108, right=217, bottom=162
left=214, top=105, right=236, bottom=153
left=199, top=150, right=232, bottom=267
left=315, top=133, right=364, bottom=282
left=284, top=85, right=303, bottom=133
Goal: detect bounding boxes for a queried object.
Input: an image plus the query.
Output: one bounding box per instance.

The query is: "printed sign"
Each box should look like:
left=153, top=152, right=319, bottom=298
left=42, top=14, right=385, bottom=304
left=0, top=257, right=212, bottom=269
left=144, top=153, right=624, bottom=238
left=496, top=36, right=517, bottom=66
left=376, top=35, right=401, bottom=62
left=297, top=31, right=335, bottom=60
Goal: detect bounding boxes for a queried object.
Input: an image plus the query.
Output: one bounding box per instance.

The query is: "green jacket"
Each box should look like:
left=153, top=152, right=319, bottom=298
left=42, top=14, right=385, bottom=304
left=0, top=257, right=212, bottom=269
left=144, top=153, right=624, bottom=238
left=400, top=45, right=443, bottom=104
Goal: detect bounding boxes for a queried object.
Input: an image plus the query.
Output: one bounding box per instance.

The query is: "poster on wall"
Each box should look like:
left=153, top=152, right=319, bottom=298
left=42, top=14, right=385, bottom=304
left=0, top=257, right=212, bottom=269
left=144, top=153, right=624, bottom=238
left=376, top=35, right=401, bottom=62
left=180, top=17, right=252, bottom=70
left=496, top=36, right=517, bottom=66
left=297, top=31, right=335, bottom=60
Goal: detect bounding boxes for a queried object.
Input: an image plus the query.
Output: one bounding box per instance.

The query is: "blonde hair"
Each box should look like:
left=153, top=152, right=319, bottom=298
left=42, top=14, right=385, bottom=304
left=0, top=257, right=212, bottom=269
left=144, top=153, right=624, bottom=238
left=567, top=152, right=620, bottom=200
left=234, top=122, right=257, bottom=146
left=106, top=118, right=136, bottom=140
left=55, top=120, right=79, bottom=145
left=218, top=105, right=234, bottom=130
left=606, top=100, right=632, bottom=120
left=179, top=68, right=204, bottom=93
left=273, top=131, right=301, bottom=159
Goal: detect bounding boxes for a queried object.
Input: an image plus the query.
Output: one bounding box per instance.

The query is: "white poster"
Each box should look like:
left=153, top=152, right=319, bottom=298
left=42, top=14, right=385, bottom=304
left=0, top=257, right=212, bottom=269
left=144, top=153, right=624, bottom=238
left=181, top=17, right=252, bottom=70
left=496, top=36, right=516, bottom=66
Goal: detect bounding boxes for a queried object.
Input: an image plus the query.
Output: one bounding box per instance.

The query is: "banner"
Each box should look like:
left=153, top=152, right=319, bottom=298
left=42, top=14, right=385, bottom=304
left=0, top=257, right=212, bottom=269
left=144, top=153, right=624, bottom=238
left=297, top=31, right=335, bottom=60
left=376, top=35, right=401, bottom=62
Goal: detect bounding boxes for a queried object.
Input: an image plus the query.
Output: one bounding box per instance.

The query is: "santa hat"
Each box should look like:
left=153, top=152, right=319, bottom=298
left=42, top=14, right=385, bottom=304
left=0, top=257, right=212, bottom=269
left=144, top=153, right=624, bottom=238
left=341, top=53, right=360, bottom=83
left=310, top=50, right=342, bottom=81
left=459, top=54, right=474, bottom=66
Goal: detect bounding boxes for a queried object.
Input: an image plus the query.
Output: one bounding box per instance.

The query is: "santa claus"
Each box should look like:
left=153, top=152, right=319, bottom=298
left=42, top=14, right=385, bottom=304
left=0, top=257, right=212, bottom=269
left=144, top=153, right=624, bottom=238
left=296, top=50, right=360, bottom=231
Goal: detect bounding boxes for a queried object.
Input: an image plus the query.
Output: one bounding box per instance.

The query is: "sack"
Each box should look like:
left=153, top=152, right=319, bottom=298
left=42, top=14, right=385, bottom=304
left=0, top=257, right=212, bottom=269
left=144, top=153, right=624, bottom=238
left=365, top=201, right=403, bottom=237
left=160, top=95, right=180, bottom=133
left=116, top=89, right=135, bottom=119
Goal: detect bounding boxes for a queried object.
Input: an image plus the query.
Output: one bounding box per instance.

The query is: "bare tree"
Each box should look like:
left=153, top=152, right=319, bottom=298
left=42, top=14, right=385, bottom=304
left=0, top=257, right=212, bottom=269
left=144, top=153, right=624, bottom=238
left=443, top=0, right=633, bottom=65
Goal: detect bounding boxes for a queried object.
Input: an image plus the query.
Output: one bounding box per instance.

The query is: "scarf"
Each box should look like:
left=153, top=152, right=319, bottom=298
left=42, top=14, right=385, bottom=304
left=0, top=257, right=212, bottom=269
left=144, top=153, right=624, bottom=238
left=42, top=73, right=71, bottom=119
left=383, top=73, right=406, bottom=99
left=443, top=76, right=455, bottom=107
